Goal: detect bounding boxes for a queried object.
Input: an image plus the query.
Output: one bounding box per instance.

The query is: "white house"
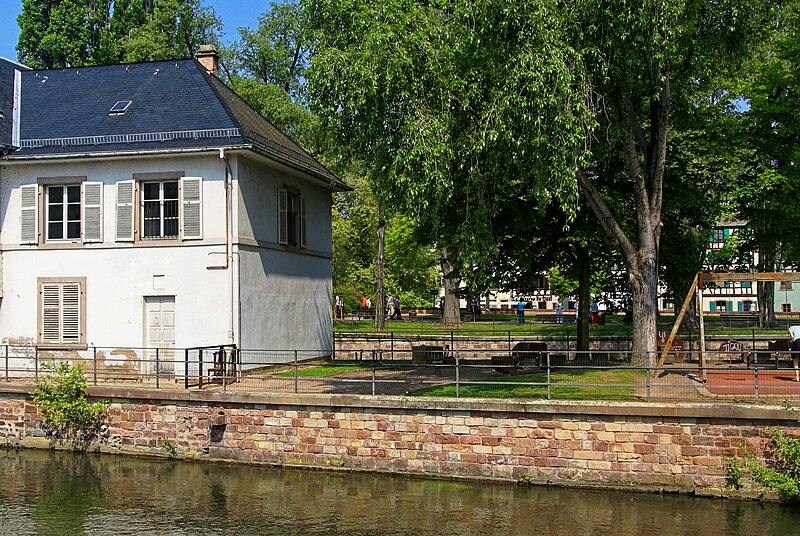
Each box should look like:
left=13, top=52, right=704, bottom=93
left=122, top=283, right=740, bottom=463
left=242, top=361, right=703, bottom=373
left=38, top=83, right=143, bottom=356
left=0, top=48, right=348, bottom=375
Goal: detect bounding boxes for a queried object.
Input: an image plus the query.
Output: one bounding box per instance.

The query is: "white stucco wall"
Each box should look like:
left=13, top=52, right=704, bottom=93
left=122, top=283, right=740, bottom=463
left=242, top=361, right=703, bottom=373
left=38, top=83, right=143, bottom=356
left=234, top=155, right=334, bottom=357
left=0, top=153, right=233, bottom=350
left=237, top=245, right=333, bottom=358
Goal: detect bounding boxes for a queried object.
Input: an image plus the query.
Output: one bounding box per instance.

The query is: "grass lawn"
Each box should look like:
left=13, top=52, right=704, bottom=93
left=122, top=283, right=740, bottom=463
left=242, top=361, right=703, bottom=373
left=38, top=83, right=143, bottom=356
left=408, top=368, right=644, bottom=400
left=335, top=317, right=790, bottom=338
left=272, top=365, right=367, bottom=377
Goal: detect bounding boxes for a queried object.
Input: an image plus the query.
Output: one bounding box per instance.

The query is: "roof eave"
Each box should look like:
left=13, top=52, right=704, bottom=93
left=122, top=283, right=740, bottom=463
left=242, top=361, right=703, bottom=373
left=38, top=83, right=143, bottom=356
left=0, top=144, right=253, bottom=162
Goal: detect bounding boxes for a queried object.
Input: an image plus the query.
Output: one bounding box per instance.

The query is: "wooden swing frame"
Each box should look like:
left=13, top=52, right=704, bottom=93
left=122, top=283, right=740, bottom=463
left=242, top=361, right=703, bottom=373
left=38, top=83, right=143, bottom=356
left=658, top=272, right=800, bottom=380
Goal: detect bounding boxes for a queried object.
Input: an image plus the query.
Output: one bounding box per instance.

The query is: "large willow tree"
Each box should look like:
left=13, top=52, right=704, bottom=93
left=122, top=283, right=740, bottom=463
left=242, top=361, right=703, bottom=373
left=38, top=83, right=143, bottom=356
left=305, top=0, right=772, bottom=359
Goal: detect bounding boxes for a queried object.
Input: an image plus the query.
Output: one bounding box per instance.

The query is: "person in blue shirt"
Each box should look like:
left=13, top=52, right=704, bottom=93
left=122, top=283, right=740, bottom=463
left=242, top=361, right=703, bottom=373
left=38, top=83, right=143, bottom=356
left=789, top=325, right=800, bottom=381
left=517, top=298, right=526, bottom=324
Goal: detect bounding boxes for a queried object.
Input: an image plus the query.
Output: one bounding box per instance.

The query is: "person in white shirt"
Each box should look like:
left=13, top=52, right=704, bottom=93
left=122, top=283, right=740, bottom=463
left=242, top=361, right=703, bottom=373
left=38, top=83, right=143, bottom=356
left=789, top=325, right=800, bottom=381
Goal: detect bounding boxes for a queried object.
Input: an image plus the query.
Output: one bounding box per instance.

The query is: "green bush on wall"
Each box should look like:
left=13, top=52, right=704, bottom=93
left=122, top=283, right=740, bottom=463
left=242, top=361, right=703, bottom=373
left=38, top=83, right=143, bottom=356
left=32, top=361, right=110, bottom=445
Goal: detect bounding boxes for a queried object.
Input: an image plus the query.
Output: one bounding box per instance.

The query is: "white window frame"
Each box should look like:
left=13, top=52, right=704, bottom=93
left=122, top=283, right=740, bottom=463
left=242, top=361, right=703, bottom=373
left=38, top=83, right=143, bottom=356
left=45, top=183, right=82, bottom=242
left=140, top=180, right=180, bottom=240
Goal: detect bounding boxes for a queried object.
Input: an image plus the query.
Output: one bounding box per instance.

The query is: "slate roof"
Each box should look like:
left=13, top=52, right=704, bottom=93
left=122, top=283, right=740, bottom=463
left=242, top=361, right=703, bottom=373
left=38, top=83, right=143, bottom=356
left=0, top=58, right=27, bottom=151
left=0, top=58, right=345, bottom=190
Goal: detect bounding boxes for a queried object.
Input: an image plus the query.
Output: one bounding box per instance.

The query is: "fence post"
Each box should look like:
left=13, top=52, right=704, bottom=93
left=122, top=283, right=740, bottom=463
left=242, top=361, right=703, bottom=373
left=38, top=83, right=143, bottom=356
left=546, top=351, right=551, bottom=400
left=294, top=350, right=299, bottom=394
left=391, top=332, right=394, bottom=360
left=34, top=346, right=39, bottom=381
left=92, top=345, right=97, bottom=386
left=4, top=344, right=8, bottom=382
left=754, top=366, right=759, bottom=402
left=221, top=347, right=227, bottom=393
left=455, top=351, right=460, bottom=398
left=371, top=351, right=376, bottom=396
left=184, top=348, right=189, bottom=389
left=645, top=353, right=651, bottom=402
left=155, top=348, right=160, bottom=390
left=199, top=349, right=204, bottom=389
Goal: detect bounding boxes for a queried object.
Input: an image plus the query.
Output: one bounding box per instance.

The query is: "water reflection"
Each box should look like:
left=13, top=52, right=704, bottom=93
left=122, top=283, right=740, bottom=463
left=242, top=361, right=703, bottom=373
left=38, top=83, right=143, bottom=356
left=0, top=449, right=797, bottom=535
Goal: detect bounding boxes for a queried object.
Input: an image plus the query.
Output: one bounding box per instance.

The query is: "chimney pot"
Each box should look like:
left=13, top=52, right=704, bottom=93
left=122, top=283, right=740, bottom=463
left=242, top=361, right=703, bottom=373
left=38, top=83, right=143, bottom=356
left=196, top=44, right=219, bottom=77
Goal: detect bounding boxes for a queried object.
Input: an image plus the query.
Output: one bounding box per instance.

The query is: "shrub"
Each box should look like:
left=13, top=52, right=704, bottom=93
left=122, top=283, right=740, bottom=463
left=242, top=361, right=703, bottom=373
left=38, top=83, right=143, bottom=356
left=32, top=361, right=109, bottom=446
left=726, top=420, right=800, bottom=503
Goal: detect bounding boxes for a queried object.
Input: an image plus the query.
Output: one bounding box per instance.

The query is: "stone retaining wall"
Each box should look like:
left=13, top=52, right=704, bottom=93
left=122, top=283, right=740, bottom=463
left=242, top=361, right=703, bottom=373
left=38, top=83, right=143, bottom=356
left=0, top=386, right=793, bottom=497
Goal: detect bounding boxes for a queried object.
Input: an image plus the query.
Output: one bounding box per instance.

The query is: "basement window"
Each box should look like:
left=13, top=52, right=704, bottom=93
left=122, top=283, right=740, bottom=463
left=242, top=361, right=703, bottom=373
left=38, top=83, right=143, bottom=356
left=109, top=100, right=132, bottom=115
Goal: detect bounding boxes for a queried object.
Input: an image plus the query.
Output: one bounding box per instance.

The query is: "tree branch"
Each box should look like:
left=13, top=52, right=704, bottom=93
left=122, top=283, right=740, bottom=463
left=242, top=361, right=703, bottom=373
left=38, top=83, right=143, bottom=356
left=576, top=168, right=636, bottom=264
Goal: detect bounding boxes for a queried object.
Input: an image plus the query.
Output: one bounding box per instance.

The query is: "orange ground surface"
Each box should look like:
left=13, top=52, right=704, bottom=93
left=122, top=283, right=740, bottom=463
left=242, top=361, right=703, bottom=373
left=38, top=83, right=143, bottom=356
left=704, top=368, right=800, bottom=396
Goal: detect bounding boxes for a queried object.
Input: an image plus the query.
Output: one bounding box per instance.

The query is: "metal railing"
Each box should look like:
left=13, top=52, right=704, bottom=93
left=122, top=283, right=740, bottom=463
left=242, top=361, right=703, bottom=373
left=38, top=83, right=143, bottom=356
left=2, top=343, right=800, bottom=403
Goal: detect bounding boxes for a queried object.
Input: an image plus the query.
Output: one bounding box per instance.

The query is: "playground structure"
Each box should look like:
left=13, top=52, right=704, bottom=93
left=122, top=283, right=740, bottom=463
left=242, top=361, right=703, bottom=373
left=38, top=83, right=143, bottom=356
left=659, top=272, right=800, bottom=379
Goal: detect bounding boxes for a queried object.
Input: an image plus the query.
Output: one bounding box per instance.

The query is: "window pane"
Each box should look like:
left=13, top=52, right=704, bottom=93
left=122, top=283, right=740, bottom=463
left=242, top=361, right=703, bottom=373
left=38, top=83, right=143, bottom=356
left=164, top=181, right=178, bottom=200
left=143, top=183, right=160, bottom=200
left=67, top=203, right=81, bottom=221
left=143, top=200, right=160, bottom=219
left=48, top=222, right=63, bottom=240
left=66, top=185, right=80, bottom=203
left=48, top=203, right=63, bottom=222
left=164, top=200, right=178, bottom=218
left=67, top=222, right=81, bottom=239
left=48, top=186, right=63, bottom=202
left=144, top=219, right=160, bottom=238
left=164, top=218, right=178, bottom=237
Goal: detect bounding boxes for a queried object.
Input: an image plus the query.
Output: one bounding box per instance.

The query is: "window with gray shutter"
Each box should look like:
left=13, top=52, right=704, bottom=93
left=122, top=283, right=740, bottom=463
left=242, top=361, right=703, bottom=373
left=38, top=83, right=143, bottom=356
left=39, top=279, right=84, bottom=346
left=115, top=180, right=135, bottom=241
left=180, top=177, right=202, bottom=240
left=82, top=182, right=103, bottom=243
left=300, top=196, right=306, bottom=248
left=278, top=188, right=288, bottom=245
left=20, top=184, right=38, bottom=244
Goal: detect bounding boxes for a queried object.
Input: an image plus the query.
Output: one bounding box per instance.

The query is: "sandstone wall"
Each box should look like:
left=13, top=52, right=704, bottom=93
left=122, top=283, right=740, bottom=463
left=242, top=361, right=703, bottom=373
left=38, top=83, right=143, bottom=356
left=0, top=387, right=792, bottom=497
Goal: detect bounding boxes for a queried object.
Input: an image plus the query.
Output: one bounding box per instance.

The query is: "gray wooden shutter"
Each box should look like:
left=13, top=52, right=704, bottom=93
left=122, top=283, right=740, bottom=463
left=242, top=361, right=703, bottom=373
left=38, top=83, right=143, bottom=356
left=61, top=283, right=82, bottom=344
left=41, top=282, right=61, bottom=344
left=82, top=182, right=103, bottom=243
left=180, top=176, right=202, bottom=240
left=20, top=184, right=38, bottom=244
left=41, top=281, right=83, bottom=345
left=278, top=188, right=288, bottom=245
left=115, top=180, right=135, bottom=241
left=299, top=196, right=306, bottom=248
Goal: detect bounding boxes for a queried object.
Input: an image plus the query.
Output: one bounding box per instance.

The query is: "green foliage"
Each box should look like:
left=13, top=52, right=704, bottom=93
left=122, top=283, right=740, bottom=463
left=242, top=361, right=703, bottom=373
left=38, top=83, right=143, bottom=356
left=161, top=437, right=177, bottom=456
left=229, top=1, right=307, bottom=100
left=17, top=0, right=222, bottom=68
left=32, top=362, right=109, bottom=444
left=727, top=424, right=800, bottom=503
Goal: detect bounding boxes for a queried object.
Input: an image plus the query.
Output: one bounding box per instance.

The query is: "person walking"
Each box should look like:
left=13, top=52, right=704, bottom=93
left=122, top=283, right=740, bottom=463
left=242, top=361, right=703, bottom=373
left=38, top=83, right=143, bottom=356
left=334, top=293, right=344, bottom=320
left=517, top=298, right=526, bottom=324
left=589, top=300, right=599, bottom=324
left=393, top=295, right=402, bottom=319
left=789, top=325, right=800, bottom=381
left=555, top=303, right=563, bottom=324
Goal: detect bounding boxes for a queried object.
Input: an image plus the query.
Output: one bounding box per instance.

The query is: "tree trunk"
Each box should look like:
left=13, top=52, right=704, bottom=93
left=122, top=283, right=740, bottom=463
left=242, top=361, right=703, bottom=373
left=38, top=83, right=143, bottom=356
left=440, top=248, right=461, bottom=325
left=576, top=245, right=590, bottom=353
left=758, top=249, right=776, bottom=328
left=629, top=253, right=659, bottom=366
left=375, top=204, right=386, bottom=330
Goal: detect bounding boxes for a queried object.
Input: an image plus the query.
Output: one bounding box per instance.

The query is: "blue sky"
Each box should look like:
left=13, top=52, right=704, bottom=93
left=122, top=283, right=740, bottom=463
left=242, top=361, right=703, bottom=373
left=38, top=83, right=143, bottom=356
left=0, top=0, right=270, bottom=63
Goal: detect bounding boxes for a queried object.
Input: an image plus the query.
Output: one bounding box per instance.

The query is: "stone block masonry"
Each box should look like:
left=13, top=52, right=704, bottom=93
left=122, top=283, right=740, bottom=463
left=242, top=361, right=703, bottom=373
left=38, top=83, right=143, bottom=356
left=0, top=386, right=794, bottom=497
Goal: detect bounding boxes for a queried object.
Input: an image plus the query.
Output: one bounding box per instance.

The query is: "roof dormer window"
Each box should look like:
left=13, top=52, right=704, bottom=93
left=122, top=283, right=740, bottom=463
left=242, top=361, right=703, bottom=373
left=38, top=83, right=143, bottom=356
left=109, top=100, right=132, bottom=115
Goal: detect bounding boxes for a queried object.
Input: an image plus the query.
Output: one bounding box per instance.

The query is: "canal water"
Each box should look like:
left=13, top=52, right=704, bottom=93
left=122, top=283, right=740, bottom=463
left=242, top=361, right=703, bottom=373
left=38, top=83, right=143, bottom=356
left=0, top=449, right=797, bottom=535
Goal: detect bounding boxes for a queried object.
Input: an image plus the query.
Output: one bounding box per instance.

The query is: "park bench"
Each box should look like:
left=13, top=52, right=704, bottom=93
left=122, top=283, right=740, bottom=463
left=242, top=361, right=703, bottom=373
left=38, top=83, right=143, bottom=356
left=749, top=339, right=790, bottom=368
left=492, top=342, right=548, bottom=373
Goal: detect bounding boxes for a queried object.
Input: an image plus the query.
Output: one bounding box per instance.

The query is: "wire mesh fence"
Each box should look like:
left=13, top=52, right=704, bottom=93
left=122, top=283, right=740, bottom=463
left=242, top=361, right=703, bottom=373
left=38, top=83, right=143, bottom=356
left=3, top=342, right=800, bottom=403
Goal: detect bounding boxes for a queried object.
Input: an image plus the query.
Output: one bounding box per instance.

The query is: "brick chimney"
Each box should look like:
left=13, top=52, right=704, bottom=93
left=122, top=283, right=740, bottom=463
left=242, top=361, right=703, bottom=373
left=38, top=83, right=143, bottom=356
left=196, top=44, right=219, bottom=76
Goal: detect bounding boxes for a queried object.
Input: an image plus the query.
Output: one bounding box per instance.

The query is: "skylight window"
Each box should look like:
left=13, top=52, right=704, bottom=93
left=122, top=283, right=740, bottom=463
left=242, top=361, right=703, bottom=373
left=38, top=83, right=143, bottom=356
left=109, top=101, right=132, bottom=115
